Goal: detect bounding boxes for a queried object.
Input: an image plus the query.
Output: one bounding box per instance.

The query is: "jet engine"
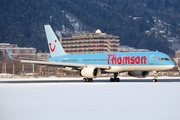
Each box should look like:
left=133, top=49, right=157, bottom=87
left=128, top=71, right=149, bottom=78
left=80, top=66, right=101, bottom=78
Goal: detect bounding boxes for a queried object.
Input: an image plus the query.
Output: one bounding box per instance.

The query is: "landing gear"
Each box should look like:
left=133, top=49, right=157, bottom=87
left=110, top=77, right=120, bottom=82
left=110, top=73, right=120, bottom=82
left=83, top=78, right=93, bottom=82
left=152, top=79, right=157, bottom=82
left=152, top=71, right=158, bottom=82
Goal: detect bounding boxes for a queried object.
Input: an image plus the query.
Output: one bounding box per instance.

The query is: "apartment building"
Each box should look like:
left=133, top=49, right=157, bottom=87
left=61, top=29, right=120, bottom=54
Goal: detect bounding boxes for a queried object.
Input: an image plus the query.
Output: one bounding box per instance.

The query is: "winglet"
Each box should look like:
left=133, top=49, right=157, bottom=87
left=5, top=49, right=14, bottom=60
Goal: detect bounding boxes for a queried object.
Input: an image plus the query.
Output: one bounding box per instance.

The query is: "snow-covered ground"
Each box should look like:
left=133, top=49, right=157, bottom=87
left=0, top=77, right=180, bottom=120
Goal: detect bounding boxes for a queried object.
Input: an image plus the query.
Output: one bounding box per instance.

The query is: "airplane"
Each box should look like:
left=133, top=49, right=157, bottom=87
left=6, top=25, right=175, bottom=82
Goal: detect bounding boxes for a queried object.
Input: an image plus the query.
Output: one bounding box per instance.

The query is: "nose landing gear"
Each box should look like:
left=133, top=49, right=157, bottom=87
left=152, top=71, right=159, bottom=82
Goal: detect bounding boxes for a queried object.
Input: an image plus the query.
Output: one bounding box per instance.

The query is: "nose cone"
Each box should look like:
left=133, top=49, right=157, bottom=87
left=168, top=61, right=175, bottom=70
left=168, top=64, right=175, bottom=70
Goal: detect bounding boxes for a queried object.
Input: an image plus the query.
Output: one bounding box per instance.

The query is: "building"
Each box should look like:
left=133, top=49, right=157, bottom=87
left=61, top=29, right=120, bottom=54
left=0, top=43, right=37, bottom=74
left=37, top=53, right=50, bottom=60
left=119, top=46, right=150, bottom=52
left=0, top=43, right=36, bottom=58
left=175, top=51, right=180, bottom=58
left=174, top=51, right=180, bottom=67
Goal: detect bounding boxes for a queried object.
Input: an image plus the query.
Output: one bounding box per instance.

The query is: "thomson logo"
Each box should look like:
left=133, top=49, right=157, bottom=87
left=108, top=54, right=147, bottom=65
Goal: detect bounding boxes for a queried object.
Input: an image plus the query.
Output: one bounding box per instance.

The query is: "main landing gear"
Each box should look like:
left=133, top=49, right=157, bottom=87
left=110, top=73, right=120, bottom=82
left=83, top=73, right=120, bottom=82
left=83, top=78, right=93, bottom=82
left=152, top=71, right=158, bottom=82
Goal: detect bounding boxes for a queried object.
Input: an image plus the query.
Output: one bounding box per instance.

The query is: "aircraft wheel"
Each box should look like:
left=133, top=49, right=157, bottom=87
left=88, top=78, right=93, bottom=82
left=116, top=78, right=120, bottom=82
left=152, top=79, right=157, bottom=82
left=83, top=78, right=87, bottom=82
left=83, top=78, right=93, bottom=82
left=110, top=78, right=114, bottom=82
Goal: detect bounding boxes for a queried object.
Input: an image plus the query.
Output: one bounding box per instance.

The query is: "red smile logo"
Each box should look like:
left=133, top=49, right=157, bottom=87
left=49, top=40, right=57, bottom=52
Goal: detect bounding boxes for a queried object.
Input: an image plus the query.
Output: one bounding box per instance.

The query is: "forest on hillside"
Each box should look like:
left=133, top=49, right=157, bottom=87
left=0, top=0, right=180, bottom=54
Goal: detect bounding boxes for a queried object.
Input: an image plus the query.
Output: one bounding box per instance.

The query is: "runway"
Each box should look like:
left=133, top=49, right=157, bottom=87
left=0, top=77, right=180, bottom=83
left=1, top=76, right=180, bottom=120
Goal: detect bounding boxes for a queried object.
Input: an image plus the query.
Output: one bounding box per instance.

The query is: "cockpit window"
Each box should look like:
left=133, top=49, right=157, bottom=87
left=164, top=58, right=170, bottom=60
left=158, top=58, right=163, bottom=61
left=158, top=58, right=170, bottom=61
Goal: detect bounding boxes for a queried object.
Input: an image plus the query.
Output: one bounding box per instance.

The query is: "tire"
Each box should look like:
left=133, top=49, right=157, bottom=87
left=152, top=79, right=157, bottom=82
left=116, top=78, right=120, bottom=82
left=89, top=78, right=93, bottom=82
left=83, top=78, right=87, bottom=82
left=110, top=78, right=114, bottom=82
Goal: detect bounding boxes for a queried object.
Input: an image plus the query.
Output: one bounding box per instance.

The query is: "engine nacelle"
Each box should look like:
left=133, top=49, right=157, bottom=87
left=80, top=66, right=101, bottom=78
left=128, top=71, right=149, bottom=78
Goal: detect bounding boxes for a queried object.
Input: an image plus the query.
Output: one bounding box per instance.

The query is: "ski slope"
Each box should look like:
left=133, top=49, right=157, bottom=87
left=0, top=77, right=180, bottom=120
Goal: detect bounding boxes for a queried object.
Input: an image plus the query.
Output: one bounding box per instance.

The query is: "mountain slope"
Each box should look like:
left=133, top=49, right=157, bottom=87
left=0, top=0, right=180, bottom=53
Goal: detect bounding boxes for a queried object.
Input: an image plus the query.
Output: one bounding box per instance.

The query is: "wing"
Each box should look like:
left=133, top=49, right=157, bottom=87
left=5, top=49, right=110, bottom=70
left=20, top=59, right=111, bottom=69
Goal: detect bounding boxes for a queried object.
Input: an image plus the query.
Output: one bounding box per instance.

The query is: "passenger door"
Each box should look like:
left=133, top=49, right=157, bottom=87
left=149, top=55, right=154, bottom=65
